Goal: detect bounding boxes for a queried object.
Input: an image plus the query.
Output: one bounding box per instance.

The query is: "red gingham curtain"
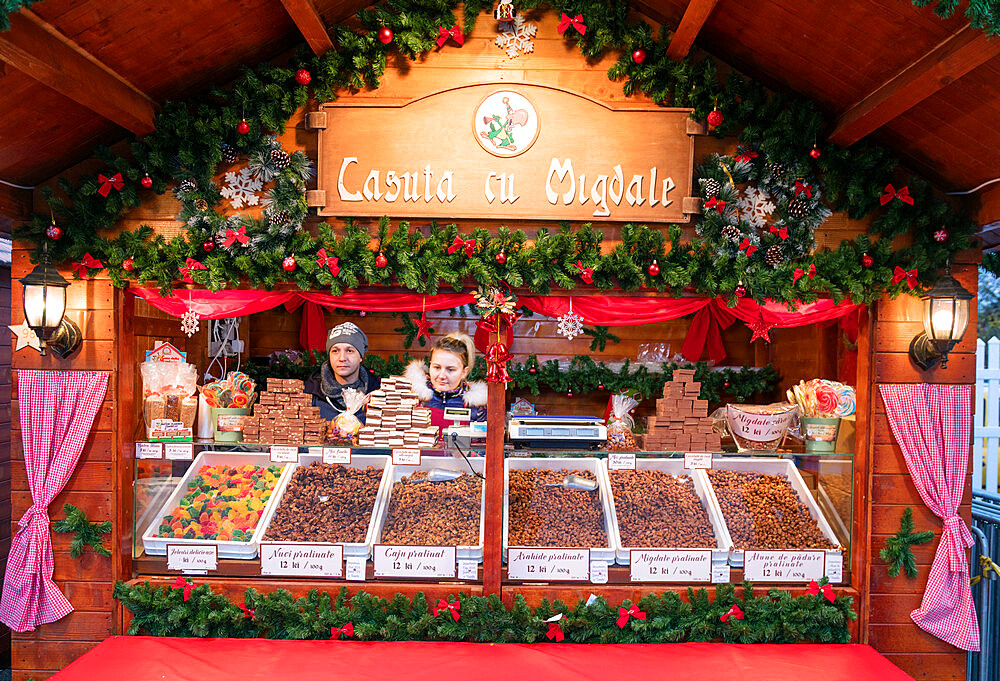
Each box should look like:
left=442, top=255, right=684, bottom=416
left=0, top=371, right=109, bottom=633
left=878, top=383, right=978, bottom=651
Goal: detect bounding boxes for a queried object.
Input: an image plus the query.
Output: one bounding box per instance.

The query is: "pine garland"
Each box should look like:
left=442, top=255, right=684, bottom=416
left=51, top=503, right=112, bottom=558
left=1, top=0, right=37, bottom=31
left=113, top=580, right=855, bottom=644
left=879, top=507, right=934, bottom=578
left=912, top=0, right=1000, bottom=36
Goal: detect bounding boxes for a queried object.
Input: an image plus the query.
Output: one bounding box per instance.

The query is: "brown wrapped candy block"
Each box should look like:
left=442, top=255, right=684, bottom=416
left=675, top=369, right=696, bottom=381
left=507, top=468, right=606, bottom=547
left=610, top=469, right=715, bottom=548
left=381, top=471, right=482, bottom=545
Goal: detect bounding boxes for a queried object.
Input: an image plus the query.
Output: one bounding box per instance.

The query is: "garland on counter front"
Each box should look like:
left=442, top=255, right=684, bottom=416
left=114, top=580, right=855, bottom=644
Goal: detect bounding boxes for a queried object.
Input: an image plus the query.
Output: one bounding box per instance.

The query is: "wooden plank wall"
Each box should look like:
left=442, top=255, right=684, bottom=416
left=1, top=218, right=13, bottom=669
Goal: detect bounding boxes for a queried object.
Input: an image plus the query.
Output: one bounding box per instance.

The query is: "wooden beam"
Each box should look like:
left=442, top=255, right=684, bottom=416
left=278, top=0, right=334, bottom=55
left=665, top=0, right=720, bottom=61
left=0, top=10, right=156, bottom=137
left=829, top=23, right=1000, bottom=147
left=0, top=184, right=31, bottom=222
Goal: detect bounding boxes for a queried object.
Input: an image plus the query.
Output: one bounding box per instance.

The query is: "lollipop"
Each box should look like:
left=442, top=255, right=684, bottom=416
left=812, top=383, right=839, bottom=417
left=833, top=383, right=856, bottom=417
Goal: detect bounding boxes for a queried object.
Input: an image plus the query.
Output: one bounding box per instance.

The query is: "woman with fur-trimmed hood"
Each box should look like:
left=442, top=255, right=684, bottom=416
left=404, top=332, right=487, bottom=422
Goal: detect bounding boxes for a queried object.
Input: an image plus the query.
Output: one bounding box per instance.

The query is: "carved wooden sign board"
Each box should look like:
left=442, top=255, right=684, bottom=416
left=307, top=84, right=699, bottom=223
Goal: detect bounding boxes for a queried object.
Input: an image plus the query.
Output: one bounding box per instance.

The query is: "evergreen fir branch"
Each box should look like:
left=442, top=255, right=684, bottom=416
left=879, top=507, right=935, bottom=578
left=51, top=503, right=112, bottom=559
left=583, top=326, right=621, bottom=351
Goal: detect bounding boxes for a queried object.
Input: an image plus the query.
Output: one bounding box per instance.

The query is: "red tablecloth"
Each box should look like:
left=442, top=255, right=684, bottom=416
left=51, top=637, right=914, bottom=681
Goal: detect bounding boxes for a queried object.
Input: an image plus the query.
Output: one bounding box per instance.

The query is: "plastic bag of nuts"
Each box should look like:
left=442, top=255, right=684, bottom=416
left=606, top=394, right=639, bottom=451
left=609, top=469, right=715, bottom=548
left=381, top=472, right=482, bottom=546
left=507, top=468, right=607, bottom=547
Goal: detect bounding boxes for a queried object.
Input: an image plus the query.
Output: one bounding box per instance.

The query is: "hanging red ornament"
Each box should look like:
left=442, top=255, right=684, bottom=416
left=295, top=68, right=311, bottom=85
left=648, top=259, right=660, bottom=276
left=282, top=255, right=297, bottom=272
left=122, top=257, right=135, bottom=271
left=933, top=229, right=948, bottom=242
left=140, top=173, right=153, bottom=189
left=735, top=284, right=746, bottom=298
left=632, top=48, right=646, bottom=64
left=724, top=381, right=730, bottom=388
left=237, top=119, right=250, bottom=135
left=707, top=107, right=724, bottom=127
left=528, top=366, right=537, bottom=375
left=378, top=26, right=394, bottom=44
left=496, top=250, right=507, bottom=264
left=862, top=253, right=873, bottom=268
left=597, top=383, right=604, bottom=391
left=46, top=222, right=62, bottom=240
left=567, top=390, right=573, bottom=398
left=375, top=252, right=388, bottom=268
left=809, top=144, right=821, bottom=159
left=203, top=240, right=215, bottom=253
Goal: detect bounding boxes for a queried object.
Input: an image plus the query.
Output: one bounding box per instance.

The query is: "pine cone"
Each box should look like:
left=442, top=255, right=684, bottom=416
left=702, top=178, right=722, bottom=198
left=271, top=149, right=291, bottom=170
left=221, top=144, right=239, bottom=164
left=721, top=225, right=741, bottom=242
left=787, top=198, right=809, bottom=219
left=765, top=161, right=785, bottom=178
left=179, top=178, right=197, bottom=193
left=270, top=210, right=291, bottom=225
left=765, top=244, right=783, bottom=267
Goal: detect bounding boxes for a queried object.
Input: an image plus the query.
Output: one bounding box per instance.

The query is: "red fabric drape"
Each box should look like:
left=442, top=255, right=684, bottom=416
left=518, top=295, right=710, bottom=326
left=132, top=289, right=297, bottom=319
left=300, top=302, right=327, bottom=352
left=680, top=305, right=737, bottom=363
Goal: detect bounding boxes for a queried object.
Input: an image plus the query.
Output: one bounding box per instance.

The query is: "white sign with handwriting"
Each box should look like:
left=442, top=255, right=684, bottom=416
left=507, top=548, right=591, bottom=581
left=260, top=543, right=343, bottom=577
left=630, top=550, right=712, bottom=582
left=373, top=545, right=456, bottom=578
left=743, top=550, right=826, bottom=582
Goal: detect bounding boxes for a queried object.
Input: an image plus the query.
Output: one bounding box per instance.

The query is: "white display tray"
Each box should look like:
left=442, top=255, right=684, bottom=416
left=141, top=451, right=292, bottom=560
left=256, top=454, right=392, bottom=560
left=371, top=454, right=485, bottom=563
left=504, top=457, right=618, bottom=565
left=602, top=458, right=732, bottom=566
left=696, top=457, right=844, bottom=567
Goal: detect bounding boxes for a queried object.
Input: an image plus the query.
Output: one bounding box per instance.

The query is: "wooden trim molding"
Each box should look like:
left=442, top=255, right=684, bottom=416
left=665, top=0, right=720, bottom=61
left=277, top=0, right=334, bottom=55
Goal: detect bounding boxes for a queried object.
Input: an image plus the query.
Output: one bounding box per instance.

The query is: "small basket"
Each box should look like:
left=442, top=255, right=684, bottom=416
left=212, top=407, right=249, bottom=442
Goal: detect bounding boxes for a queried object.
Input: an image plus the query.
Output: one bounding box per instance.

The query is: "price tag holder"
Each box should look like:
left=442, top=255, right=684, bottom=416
left=323, top=447, right=352, bottom=465
left=607, top=452, right=636, bottom=470
left=136, top=442, right=163, bottom=459
left=711, top=563, right=731, bottom=584
left=269, top=445, right=298, bottom=463
left=589, top=560, right=608, bottom=584
left=507, top=548, right=590, bottom=581
left=630, top=549, right=712, bottom=582
left=743, top=550, right=826, bottom=582
left=458, top=559, right=479, bottom=580
left=167, top=545, right=217, bottom=573
left=260, top=543, right=343, bottom=577
left=392, top=448, right=421, bottom=466
left=825, top=552, right=843, bottom=584
left=373, top=545, right=457, bottom=578
left=683, top=452, right=713, bottom=469
left=345, top=557, right=367, bottom=581
left=164, top=443, right=194, bottom=461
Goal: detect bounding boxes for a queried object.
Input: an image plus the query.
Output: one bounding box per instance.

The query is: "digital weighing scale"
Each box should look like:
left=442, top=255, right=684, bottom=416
left=508, top=415, right=607, bottom=449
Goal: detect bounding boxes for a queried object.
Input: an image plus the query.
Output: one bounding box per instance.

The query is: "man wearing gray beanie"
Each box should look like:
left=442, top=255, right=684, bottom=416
left=304, top=321, right=381, bottom=422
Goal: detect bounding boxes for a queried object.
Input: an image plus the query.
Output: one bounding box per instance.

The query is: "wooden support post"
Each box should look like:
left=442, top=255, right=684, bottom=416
left=278, top=0, right=334, bottom=55
left=483, top=379, right=505, bottom=596
left=665, top=0, right=720, bottom=61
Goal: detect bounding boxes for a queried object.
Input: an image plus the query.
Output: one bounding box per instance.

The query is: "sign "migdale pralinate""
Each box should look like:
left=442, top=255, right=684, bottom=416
left=308, top=84, right=699, bottom=222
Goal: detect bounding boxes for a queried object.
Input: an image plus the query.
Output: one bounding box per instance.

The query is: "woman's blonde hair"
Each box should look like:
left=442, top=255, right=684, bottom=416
left=432, top=332, right=476, bottom=369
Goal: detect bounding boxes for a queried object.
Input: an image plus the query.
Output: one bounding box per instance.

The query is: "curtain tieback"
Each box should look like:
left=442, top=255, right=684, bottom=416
left=942, top=515, right=974, bottom=571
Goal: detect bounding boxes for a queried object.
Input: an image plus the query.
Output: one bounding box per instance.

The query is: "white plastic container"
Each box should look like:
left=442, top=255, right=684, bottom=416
left=141, top=451, right=292, bottom=559
left=256, top=454, right=392, bottom=560
left=504, top=457, right=618, bottom=565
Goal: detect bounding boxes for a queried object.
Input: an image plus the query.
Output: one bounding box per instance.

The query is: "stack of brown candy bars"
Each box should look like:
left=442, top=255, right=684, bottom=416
left=356, top=376, right=438, bottom=448
left=644, top=369, right=722, bottom=451
left=242, top=378, right=328, bottom=445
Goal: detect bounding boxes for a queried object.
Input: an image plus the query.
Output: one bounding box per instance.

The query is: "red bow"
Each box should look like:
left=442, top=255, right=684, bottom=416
left=880, top=184, right=914, bottom=206
left=892, top=266, right=918, bottom=289
left=72, top=253, right=104, bottom=279
left=557, top=13, right=587, bottom=35
left=436, top=24, right=464, bottom=47
left=97, top=172, right=124, bottom=197
left=546, top=621, right=565, bottom=642
left=447, top=236, right=476, bottom=256
left=792, top=264, right=815, bottom=285
left=574, top=260, right=594, bottom=284
left=433, top=599, right=461, bottom=621
left=806, top=580, right=836, bottom=603
left=769, top=225, right=788, bottom=240
left=222, top=226, right=249, bottom=247
left=180, top=257, right=208, bottom=283
left=720, top=604, right=744, bottom=623
left=734, top=150, right=757, bottom=163
left=239, top=603, right=255, bottom=618
left=486, top=343, right=513, bottom=384
left=739, top=238, right=757, bottom=257
left=172, top=576, right=193, bottom=602
left=794, top=181, right=813, bottom=198
left=316, top=248, right=340, bottom=277
left=705, top=196, right=726, bottom=214
left=331, top=622, right=354, bottom=638
left=616, top=604, right=646, bottom=629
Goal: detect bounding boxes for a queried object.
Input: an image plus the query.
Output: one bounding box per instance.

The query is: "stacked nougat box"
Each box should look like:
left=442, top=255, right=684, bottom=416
left=356, top=376, right=438, bottom=448
left=644, top=369, right=722, bottom=451
left=242, top=378, right=328, bottom=445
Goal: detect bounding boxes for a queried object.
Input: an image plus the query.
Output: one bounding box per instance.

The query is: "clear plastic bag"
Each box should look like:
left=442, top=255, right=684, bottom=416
left=606, top=393, right=639, bottom=451
left=140, top=361, right=198, bottom=433
left=333, top=387, right=368, bottom=441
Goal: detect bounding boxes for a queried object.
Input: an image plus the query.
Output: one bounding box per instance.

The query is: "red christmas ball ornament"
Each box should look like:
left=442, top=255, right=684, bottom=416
left=140, top=173, right=153, bottom=189
left=46, top=222, right=62, bottom=240
left=567, top=390, right=573, bottom=399
left=295, top=68, right=311, bottom=85
left=359, top=311, right=367, bottom=317
left=648, top=259, right=660, bottom=276
left=707, top=107, right=724, bottom=128
left=632, top=48, right=647, bottom=64
left=122, top=257, right=135, bottom=271
left=933, top=229, right=949, bottom=242
left=597, top=383, right=604, bottom=391
left=496, top=250, right=507, bottom=264
left=862, top=253, right=873, bottom=268
left=237, top=119, right=250, bottom=135
left=528, top=366, right=537, bottom=375
left=375, top=252, right=388, bottom=268
left=378, top=26, right=394, bottom=44
left=282, top=255, right=297, bottom=272
left=735, top=284, right=746, bottom=298
left=203, top=240, right=215, bottom=253
left=724, top=381, right=730, bottom=388
left=809, top=144, right=821, bottom=159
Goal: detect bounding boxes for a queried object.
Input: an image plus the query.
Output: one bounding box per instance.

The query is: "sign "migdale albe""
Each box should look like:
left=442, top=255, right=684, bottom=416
left=307, top=84, right=699, bottom=222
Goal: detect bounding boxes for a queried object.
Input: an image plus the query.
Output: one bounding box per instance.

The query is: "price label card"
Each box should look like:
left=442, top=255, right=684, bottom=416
left=507, top=548, right=590, bottom=581
left=711, top=563, right=731, bottom=584
left=684, top=452, right=713, bottom=469
left=373, top=545, right=457, bottom=578
left=164, top=443, right=194, bottom=461
left=167, top=545, right=217, bottom=573
left=825, top=552, right=843, bottom=584
left=392, top=448, right=421, bottom=465
left=607, top=452, right=636, bottom=470
left=260, top=543, right=343, bottom=577
left=307, top=447, right=323, bottom=457
left=136, top=442, right=163, bottom=459
left=458, top=559, right=479, bottom=580
left=589, top=560, right=608, bottom=584
left=269, top=446, right=298, bottom=463
left=345, top=557, right=367, bottom=581
left=743, top=550, right=826, bottom=582
left=630, top=550, right=712, bottom=582
left=323, top=447, right=352, bottom=465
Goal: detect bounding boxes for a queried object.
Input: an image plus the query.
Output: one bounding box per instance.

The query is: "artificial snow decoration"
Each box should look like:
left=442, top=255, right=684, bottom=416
left=736, top=186, right=776, bottom=229
left=220, top=167, right=263, bottom=210
left=556, top=299, right=584, bottom=341
left=496, top=13, right=536, bottom=58
left=180, top=309, right=200, bottom=337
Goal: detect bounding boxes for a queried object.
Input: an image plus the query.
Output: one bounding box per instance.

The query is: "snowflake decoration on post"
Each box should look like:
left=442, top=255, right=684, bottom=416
left=180, top=309, right=200, bottom=337
left=496, top=14, right=536, bottom=59
left=556, top=298, right=584, bottom=340
left=220, top=167, right=263, bottom=210
left=736, top=185, right=776, bottom=229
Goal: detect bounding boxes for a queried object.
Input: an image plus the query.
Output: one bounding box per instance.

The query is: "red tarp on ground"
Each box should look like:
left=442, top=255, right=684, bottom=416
left=50, top=637, right=914, bottom=681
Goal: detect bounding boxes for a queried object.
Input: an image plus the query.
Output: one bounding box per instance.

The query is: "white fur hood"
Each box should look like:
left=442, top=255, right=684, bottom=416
left=404, top=361, right=487, bottom=407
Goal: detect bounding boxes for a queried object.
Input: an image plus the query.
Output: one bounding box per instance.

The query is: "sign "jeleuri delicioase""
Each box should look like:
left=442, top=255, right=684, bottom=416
left=307, top=84, right=699, bottom=222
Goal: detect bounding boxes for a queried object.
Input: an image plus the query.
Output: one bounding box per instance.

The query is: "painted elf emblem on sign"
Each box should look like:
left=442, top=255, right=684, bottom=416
left=474, top=91, right=539, bottom=158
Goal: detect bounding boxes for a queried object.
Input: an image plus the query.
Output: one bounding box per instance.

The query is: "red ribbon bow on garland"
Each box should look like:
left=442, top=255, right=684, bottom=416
left=436, top=24, right=465, bottom=46
left=557, top=13, right=587, bottom=35
left=72, top=253, right=104, bottom=279
left=769, top=225, right=788, bottom=240
left=546, top=621, right=565, bottom=642
left=805, top=580, right=836, bottom=603
left=616, top=604, right=646, bottom=629
left=486, top=343, right=513, bottom=384
left=793, top=263, right=817, bottom=285
left=433, top=599, right=461, bottom=621
left=892, top=266, right=918, bottom=289
left=880, top=184, right=914, bottom=206
left=172, top=576, right=194, bottom=602
left=794, top=181, right=813, bottom=198
left=331, top=622, right=354, bottom=639
left=97, top=172, right=124, bottom=197
left=574, top=260, right=594, bottom=284
left=222, top=226, right=249, bottom=248
left=720, top=604, right=744, bottom=623
left=705, top=196, right=726, bottom=214
left=239, top=603, right=255, bottom=618
left=734, top=150, right=757, bottom=163
left=739, top=238, right=757, bottom=257
left=180, top=257, right=208, bottom=283
left=316, top=248, right=340, bottom=277
left=447, top=236, right=476, bottom=256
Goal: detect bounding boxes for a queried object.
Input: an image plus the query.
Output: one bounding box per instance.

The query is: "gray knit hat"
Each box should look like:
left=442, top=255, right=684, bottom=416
left=326, top=322, right=368, bottom=355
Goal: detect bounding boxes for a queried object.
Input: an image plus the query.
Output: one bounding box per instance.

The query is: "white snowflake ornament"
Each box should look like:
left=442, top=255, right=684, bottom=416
left=180, top=309, right=200, bottom=337
left=556, top=299, right=584, bottom=340
left=220, top=167, right=263, bottom=210
left=496, top=13, right=536, bottom=59
left=736, top=185, right=776, bottom=229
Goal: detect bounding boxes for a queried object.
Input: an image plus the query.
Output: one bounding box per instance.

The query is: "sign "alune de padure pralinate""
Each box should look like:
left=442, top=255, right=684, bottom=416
left=308, top=84, right=699, bottom=223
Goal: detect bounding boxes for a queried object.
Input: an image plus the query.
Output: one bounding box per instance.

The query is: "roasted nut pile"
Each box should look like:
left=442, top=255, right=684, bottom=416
left=263, top=463, right=383, bottom=543
left=507, top=468, right=607, bottom=547
left=381, top=472, right=482, bottom=546
left=610, top=469, right=715, bottom=548
left=706, top=469, right=836, bottom=549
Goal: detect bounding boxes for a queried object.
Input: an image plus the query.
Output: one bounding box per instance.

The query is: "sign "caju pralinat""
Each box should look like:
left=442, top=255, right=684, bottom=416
left=307, top=84, right=699, bottom=222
